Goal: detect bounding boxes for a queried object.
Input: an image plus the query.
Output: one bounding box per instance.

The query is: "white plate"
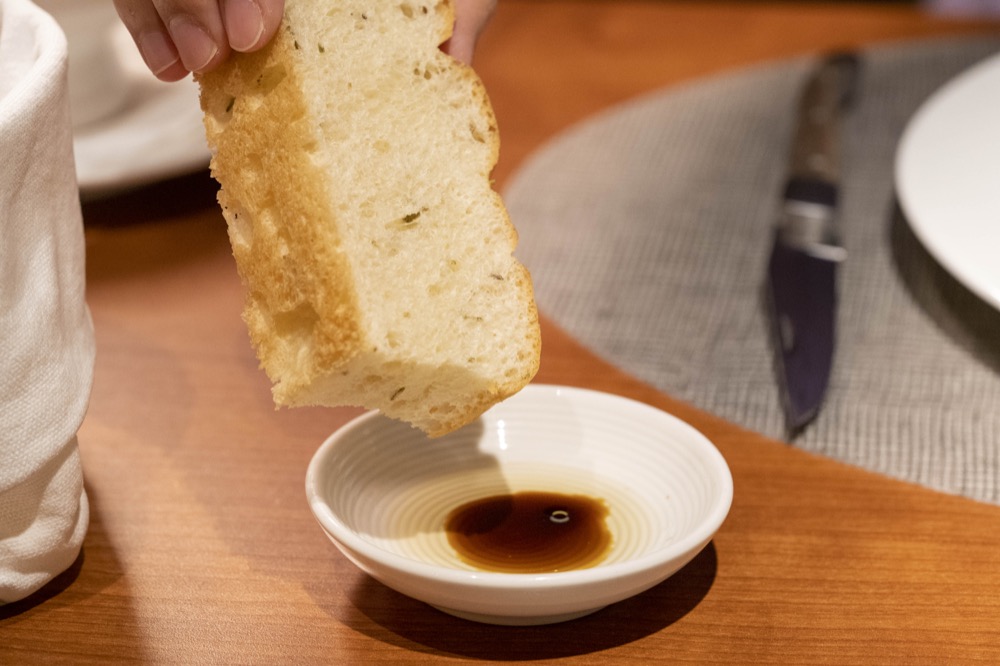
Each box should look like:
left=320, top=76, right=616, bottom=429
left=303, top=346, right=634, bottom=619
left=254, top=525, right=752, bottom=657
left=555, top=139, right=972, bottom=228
left=75, top=26, right=209, bottom=199
left=895, top=51, right=1000, bottom=310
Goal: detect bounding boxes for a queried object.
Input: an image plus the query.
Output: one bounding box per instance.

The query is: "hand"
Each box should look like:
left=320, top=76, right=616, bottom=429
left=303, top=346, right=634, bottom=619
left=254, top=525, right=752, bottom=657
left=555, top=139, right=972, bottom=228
left=444, top=0, right=496, bottom=65
left=115, top=0, right=496, bottom=82
left=114, top=0, right=285, bottom=81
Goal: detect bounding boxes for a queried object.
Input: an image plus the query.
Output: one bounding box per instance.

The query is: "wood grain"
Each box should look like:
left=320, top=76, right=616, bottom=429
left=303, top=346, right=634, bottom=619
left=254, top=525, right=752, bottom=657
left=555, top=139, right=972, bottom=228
left=3, top=2, right=1000, bottom=663
left=479, top=1, right=1000, bottom=188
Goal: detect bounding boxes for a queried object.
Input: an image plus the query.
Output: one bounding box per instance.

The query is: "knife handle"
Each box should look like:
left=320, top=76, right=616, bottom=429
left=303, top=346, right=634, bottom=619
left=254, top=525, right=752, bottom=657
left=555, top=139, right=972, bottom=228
left=788, top=53, right=860, bottom=183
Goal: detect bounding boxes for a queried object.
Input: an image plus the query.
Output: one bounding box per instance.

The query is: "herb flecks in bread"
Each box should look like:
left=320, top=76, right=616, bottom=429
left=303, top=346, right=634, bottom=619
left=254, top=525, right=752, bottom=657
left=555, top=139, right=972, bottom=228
left=196, top=0, right=540, bottom=436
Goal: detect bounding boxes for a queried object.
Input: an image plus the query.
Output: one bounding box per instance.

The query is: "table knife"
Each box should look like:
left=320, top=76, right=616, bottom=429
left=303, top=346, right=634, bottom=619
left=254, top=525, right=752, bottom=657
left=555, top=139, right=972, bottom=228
left=767, top=52, right=859, bottom=433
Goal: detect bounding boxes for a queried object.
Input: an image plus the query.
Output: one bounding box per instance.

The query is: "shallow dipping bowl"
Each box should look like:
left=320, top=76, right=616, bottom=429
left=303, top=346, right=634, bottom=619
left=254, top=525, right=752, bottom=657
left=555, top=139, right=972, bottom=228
left=305, top=384, right=733, bottom=625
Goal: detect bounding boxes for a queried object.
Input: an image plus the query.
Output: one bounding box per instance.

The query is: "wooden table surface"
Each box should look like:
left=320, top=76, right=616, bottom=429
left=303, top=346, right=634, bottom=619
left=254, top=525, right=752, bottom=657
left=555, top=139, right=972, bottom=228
left=4, top=2, right=1000, bottom=663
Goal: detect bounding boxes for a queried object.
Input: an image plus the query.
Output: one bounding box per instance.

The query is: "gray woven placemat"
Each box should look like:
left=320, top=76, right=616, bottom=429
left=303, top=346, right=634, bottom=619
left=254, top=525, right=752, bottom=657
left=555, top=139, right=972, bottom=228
left=504, top=37, right=1000, bottom=504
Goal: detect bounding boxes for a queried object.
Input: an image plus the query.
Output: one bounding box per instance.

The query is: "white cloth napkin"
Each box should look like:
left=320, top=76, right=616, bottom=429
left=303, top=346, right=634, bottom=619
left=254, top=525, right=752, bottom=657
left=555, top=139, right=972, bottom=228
left=0, top=0, right=95, bottom=604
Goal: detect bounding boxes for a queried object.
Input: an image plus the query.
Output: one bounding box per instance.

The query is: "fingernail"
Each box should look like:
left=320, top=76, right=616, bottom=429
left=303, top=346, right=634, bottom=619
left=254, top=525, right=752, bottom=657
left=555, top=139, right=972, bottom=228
left=168, top=16, right=219, bottom=72
left=224, top=0, right=265, bottom=52
left=138, top=31, right=181, bottom=76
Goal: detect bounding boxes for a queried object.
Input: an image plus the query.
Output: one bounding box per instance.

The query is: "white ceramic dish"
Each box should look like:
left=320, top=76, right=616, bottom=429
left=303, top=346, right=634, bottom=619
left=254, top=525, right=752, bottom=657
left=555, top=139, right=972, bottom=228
left=895, top=51, right=1000, bottom=310
left=75, top=26, right=210, bottom=199
left=306, top=384, right=733, bottom=625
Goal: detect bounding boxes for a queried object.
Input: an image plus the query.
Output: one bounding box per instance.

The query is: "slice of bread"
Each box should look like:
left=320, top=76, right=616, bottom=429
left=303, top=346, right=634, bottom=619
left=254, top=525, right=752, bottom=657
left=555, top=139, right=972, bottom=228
left=195, top=0, right=540, bottom=436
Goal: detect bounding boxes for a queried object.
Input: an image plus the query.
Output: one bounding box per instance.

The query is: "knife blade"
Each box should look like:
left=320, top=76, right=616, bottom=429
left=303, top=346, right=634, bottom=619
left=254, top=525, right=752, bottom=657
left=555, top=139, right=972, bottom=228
left=767, top=52, right=859, bottom=433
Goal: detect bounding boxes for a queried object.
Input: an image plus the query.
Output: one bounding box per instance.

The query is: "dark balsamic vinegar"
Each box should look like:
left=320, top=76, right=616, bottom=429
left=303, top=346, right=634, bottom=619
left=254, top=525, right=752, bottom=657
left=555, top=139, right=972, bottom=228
left=444, top=491, right=612, bottom=573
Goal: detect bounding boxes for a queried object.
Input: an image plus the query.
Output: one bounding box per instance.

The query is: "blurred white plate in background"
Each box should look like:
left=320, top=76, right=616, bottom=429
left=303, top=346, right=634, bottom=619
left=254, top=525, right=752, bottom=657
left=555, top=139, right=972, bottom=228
left=896, top=50, right=1000, bottom=310
left=75, top=26, right=210, bottom=199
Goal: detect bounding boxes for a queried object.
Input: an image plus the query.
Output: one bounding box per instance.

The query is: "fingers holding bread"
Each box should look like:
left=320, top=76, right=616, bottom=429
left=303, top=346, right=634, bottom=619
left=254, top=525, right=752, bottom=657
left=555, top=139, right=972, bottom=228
left=115, top=0, right=285, bottom=80
left=445, top=0, right=496, bottom=64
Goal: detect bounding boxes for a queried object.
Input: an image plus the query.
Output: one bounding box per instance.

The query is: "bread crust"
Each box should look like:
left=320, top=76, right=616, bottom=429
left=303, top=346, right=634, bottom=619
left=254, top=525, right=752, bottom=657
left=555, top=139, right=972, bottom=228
left=200, top=36, right=364, bottom=392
